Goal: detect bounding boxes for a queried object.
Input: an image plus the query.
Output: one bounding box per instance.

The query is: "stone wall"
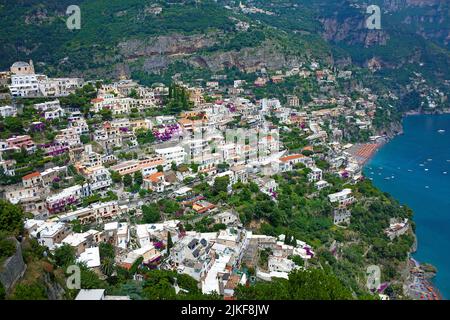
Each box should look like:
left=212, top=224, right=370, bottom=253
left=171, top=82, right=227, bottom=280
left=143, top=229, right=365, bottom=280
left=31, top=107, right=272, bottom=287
left=0, top=238, right=26, bottom=293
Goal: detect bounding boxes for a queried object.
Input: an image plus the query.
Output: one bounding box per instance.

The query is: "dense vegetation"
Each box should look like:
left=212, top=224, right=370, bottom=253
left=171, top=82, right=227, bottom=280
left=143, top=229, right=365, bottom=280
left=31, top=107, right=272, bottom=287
left=235, top=268, right=353, bottom=300
left=1, top=0, right=448, bottom=100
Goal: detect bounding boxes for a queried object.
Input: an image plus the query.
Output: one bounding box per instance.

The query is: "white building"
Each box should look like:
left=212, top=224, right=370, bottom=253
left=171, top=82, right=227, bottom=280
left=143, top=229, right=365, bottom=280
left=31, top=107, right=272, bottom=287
left=43, top=106, right=65, bottom=120
left=30, top=221, right=72, bottom=250
left=85, top=166, right=112, bottom=193
left=307, top=167, right=323, bottom=182
left=155, top=146, right=187, bottom=169
left=58, top=201, right=124, bottom=225
left=0, top=105, right=17, bottom=118
left=9, top=61, right=83, bottom=97
left=77, top=246, right=101, bottom=268
left=315, top=180, right=330, bottom=190
left=46, top=184, right=86, bottom=214
left=328, top=188, right=354, bottom=206
left=268, top=256, right=299, bottom=273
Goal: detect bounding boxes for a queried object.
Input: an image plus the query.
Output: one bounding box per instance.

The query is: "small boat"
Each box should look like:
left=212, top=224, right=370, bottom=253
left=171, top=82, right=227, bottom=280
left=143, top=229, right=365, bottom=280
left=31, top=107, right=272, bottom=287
left=420, top=164, right=425, bottom=167
left=425, top=169, right=429, bottom=171
left=438, top=129, right=445, bottom=133
left=444, top=172, right=448, bottom=175
left=408, top=169, right=413, bottom=172
left=425, top=186, right=429, bottom=189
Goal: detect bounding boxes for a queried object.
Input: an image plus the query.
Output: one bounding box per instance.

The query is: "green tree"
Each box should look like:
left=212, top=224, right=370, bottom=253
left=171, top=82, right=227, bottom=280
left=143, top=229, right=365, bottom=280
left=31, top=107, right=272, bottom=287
left=0, top=237, right=16, bottom=261
left=111, top=171, right=122, bottom=184
left=167, top=232, right=173, bottom=255
left=0, top=200, right=25, bottom=236
left=134, top=171, right=143, bottom=186
left=79, top=263, right=108, bottom=289
left=11, top=282, right=47, bottom=300
left=123, top=174, right=133, bottom=187
left=80, top=134, right=90, bottom=144
left=101, top=257, right=115, bottom=277
left=99, top=242, right=115, bottom=260
left=235, top=269, right=353, bottom=300
left=53, top=244, right=76, bottom=267
left=142, top=205, right=161, bottom=224
left=99, top=108, right=113, bottom=121
left=0, top=282, right=5, bottom=300
left=213, top=176, right=229, bottom=195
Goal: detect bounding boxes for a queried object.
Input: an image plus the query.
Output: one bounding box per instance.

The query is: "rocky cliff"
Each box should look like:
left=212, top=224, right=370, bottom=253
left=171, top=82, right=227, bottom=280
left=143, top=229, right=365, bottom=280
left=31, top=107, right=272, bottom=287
left=0, top=238, right=26, bottom=293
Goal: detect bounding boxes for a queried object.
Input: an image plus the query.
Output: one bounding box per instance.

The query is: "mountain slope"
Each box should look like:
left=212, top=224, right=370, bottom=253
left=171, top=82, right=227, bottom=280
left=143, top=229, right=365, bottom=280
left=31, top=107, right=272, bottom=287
left=0, top=0, right=449, bottom=94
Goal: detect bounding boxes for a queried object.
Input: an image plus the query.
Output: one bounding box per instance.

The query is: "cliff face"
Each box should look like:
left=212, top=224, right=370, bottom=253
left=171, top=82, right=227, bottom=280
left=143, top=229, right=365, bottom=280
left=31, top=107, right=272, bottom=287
left=119, top=35, right=313, bottom=75
left=43, top=272, right=66, bottom=300
left=366, top=0, right=449, bottom=47
left=321, top=17, right=390, bottom=47
left=189, top=42, right=309, bottom=73
left=0, top=239, right=26, bottom=293
left=0, top=0, right=448, bottom=86
left=118, top=34, right=219, bottom=58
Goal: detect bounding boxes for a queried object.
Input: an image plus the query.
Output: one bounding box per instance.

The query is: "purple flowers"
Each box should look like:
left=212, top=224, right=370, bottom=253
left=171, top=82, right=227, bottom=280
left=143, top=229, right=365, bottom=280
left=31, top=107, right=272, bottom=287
left=153, top=241, right=164, bottom=249
left=226, top=103, right=237, bottom=112
left=31, top=122, right=45, bottom=132
left=152, top=124, right=180, bottom=142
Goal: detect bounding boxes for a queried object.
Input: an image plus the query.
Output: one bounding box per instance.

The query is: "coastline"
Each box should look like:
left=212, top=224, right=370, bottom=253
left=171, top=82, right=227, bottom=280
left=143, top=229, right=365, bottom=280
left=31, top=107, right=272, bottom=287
left=403, top=108, right=450, bottom=116
left=363, top=111, right=444, bottom=300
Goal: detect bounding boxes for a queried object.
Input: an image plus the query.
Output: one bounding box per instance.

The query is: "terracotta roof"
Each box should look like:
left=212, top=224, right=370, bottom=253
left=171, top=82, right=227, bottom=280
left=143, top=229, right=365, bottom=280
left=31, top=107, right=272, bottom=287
left=279, top=154, right=305, bottom=162
left=144, top=172, right=164, bottom=183
left=22, top=171, right=41, bottom=180
left=178, top=118, right=193, bottom=125
left=140, top=159, right=164, bottom=168
left=91, top=98, right=104, bottom=103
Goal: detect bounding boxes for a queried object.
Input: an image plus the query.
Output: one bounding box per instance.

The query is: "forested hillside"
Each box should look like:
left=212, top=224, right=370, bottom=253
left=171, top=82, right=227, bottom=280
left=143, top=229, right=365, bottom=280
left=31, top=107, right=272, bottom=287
left=0, top=0, right=449, bottom=96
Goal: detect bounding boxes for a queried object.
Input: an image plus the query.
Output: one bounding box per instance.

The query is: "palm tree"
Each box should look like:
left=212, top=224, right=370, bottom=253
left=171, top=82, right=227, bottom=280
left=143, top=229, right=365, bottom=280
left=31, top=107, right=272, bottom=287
left=101, top=257, right=115, bottom=277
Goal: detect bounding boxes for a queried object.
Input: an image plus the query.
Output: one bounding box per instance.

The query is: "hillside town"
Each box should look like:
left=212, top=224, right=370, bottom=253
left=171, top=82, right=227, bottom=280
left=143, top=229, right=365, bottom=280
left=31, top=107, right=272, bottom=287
left=0, top=59, right=418, bottom=300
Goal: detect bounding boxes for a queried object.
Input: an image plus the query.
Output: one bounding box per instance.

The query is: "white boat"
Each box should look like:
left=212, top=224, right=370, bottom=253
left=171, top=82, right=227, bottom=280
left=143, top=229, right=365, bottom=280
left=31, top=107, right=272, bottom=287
left=438, top=130, right=445, bottom=133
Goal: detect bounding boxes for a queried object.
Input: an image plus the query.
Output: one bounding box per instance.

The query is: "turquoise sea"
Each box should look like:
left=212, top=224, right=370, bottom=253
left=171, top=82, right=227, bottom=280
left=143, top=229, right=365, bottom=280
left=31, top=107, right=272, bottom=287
left=363, top=114, right=450, bottom=300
